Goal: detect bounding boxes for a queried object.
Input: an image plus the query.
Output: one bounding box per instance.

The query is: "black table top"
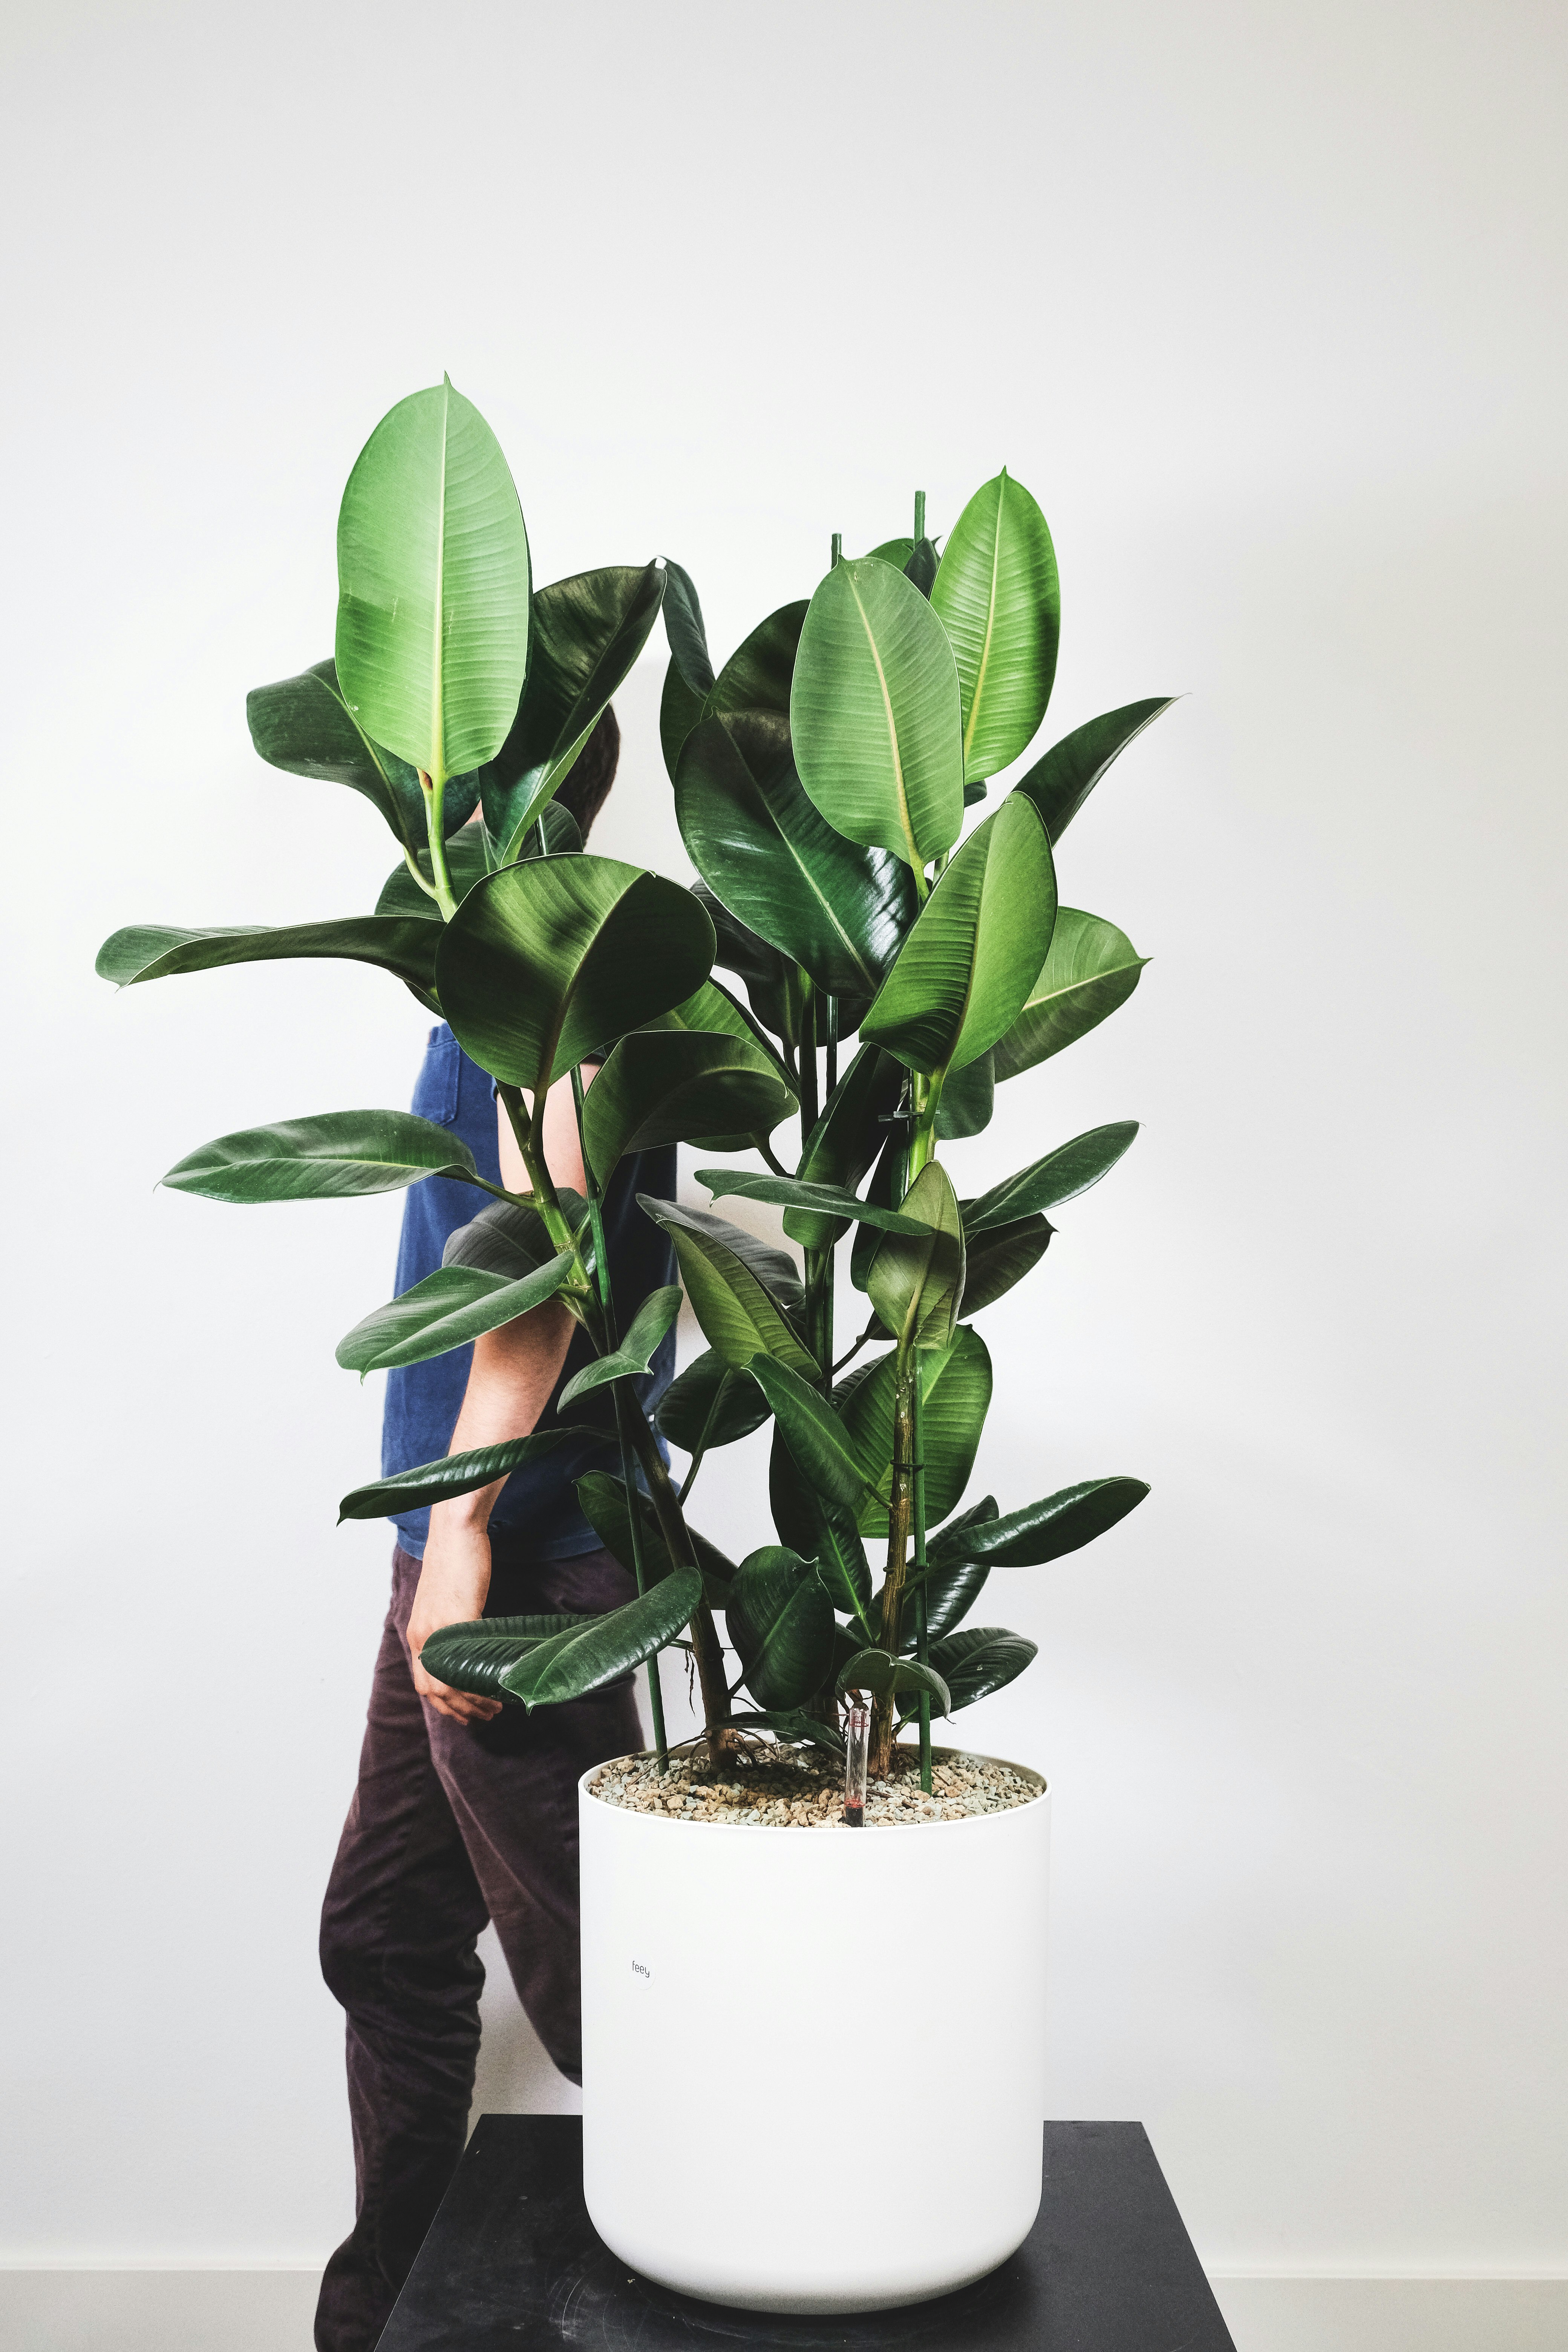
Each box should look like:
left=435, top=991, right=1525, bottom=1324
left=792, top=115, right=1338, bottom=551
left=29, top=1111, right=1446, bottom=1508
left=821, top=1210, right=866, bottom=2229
left=378, top=2116, right=1234, bottom=2352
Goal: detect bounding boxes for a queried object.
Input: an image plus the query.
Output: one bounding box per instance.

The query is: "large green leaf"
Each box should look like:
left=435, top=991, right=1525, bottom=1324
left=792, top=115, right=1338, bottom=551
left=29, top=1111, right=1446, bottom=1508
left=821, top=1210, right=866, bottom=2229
left=655, top=1349, right=769, bottom=1455
left=162, top=1110, right=484, bottom=1205
left=416, top=1612, right=592, bottom=1690
left=917, top=1628, right=1035, bottom=1713
left=663, top=560, right=715, bottom=696
left=860, top=795, right=1055, bottom=1077
left=481, top=562, right=666, bottom=857
left=930, top=470, right=1059, bottom=784
left=422, top=1568, right=702, bottom=1710
left=557, top=1286, right=683, bottom=1408
left=768, top=1429, right=874, bottom=1631
left=706, top=600, right=807, bottom=722
left=991, top=909, right=1147, bottom=1083
left=441, top=1196, right=576, bottom=1279
left=335, top=378, right=531, bottom=786
left=835, top=1647, right=951, bottom=1716
left=675, top=711, right=915, bottom=998
left=660, top=658, right=707, bottom=785
left=583, top=1030, right=796, bottom=1186
left=375, top=808, right=577, bottom=922
left=694, top=884, right=801, bottom=1052
left=636, top=1198, right=815, bottom=1374
left=694, top=1169, right=926, bottom=1239
left=913, top=1560, right=992, bottom=1643
left=840, top=1328, right=992, bottom=1535
left=245, top=657, right=440, bottom=851
left=1013, top=698, right=1175, bottom=843
left=750, top=1358, right=880, bottom=1513
left=935, top=1050, right=994, bottom=1140
left=959, top=1213, right=1052, bottom=1317
left=95, top=917, right=441, bottom=1008
left=928, top=1476, right=1149, bottom=1567
left=866, top=1160, right=965, bottom=1353
left=790, top=557, right=964, bottom=873
left=966, top=1121, right=1139, bottom=1232
left=436, top=855, right=715, bottom=1093
left=336, top=1252, right=574, bottom=1375
left=574, top=1472, right=737, bottom=1603
left=727, top=1547, right=836, bottom=1710
left=784, top=1044, right=904, bottom=1251
left=338, top=1429, right=591, bottom=1521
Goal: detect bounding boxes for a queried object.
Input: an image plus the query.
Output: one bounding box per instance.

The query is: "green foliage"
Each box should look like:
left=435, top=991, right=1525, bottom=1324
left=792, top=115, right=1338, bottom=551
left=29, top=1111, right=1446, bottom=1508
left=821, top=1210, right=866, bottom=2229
left=481, top=562, right=666, bottom=859
left=675, top=710, right=915, bottom=997
left=840, top=1330, right=993, bottom=1535
left=557, top=1286, right=684, bottom=1408
left=336, top=1253, right=574, bottom=1375
left=96, top=917, right=441, bottom=1010
left=930, top=469, right=1060, bottom=784
left=992, top=910, right=1146, bottom=1083
left=336, top=378, right=531, bottom=785
left=928, top=1476, right=1149, bottom=1566
left=860, top=796, right=1056, bottom=1077
left=655, top=1350, right=768, bottom=1455
left=916, top=1628, right=1035, bottom=1713
left=767, top=1432, right=874, bottom=1630
left=638, top=1199, right=816, bottom=1375
left=246, top=658, right=456, bottom=853
left=694, top=1168, right=926, bottom=1239
left=965, top=1121, right=1138, bottom=1231
left=162, top=1110, right=482, bottom=1205
left=958, top=1213, right=1053, bottom=1316
left=574, top=1472, right=737, bottom=1602
left=338, top=1430, right=589, bottom=1521
left=751, top=1357, right=879, bottom=1511
left=376, top=807, right=578, bottom=920
left=421, top=1569, right=702, bottom=1710
left=784, top=1044, right=903, bottom=1250
left=583, top=1030, right=796, bottom=1184
left=727, top=1548, right=837, bottom=1710
left=791, top=557, right=964, bottom=873
left=1013, top=697, right=1174, bottom=843
left=866, top=1160, right=966, bottom=1352
left=436, top=854, right=716, bottom=1092
left=836, top=1647, right=951, bottom=1718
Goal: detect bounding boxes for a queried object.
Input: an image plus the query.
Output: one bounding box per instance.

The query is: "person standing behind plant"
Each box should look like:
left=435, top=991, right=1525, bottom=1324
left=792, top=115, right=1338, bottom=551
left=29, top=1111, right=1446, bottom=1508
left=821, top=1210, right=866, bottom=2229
left=314, top=711, right=678, bottom=2352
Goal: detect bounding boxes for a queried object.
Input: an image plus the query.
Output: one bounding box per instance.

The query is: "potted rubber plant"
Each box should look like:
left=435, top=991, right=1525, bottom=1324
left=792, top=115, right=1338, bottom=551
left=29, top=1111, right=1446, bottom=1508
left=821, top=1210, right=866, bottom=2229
left=98, top=381, right=1171, bottom=2314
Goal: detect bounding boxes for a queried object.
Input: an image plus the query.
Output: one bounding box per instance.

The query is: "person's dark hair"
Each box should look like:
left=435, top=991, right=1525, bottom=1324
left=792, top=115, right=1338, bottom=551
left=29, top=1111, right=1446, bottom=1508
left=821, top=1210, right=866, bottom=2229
left=554, top=704, right=620, bottom=840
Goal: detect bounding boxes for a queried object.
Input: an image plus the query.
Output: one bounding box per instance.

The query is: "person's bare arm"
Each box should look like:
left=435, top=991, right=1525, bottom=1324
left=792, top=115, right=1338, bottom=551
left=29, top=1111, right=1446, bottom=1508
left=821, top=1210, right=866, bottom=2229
left=407, top=1076, right=589, bottom=1723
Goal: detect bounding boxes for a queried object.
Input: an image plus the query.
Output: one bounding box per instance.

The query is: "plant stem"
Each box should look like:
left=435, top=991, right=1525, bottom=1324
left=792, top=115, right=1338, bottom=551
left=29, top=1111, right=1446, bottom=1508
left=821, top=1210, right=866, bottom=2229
left=831, top=532, right=842, bottom=569
left=495, top=1084, right=586, bottom=1272
left=914, top=490, right=926, bottom=543
left=401, top=844, right=442, bottom=902
left=623, top=1410, right=733, bottom=1760
left=418, top=770, right=458, bottom=919
left=798, top=980, right=819, bottom=1140
left=823, top=991, right=839, bottom=1098
left=911, top=1368, right=931, bottom=1793
left=568, top=1066, right=669, bottom=1771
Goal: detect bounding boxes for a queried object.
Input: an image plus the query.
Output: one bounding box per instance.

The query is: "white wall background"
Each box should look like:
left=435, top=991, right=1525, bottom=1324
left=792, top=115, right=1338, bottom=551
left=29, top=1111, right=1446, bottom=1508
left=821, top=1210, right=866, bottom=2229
left=3, top=0, right=1565, bottom=2331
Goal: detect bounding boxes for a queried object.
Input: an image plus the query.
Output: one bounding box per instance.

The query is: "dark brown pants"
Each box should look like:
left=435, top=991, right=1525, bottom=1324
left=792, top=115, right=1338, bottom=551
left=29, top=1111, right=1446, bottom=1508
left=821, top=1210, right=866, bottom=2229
left=314, top=1544, right=643, bottom=2352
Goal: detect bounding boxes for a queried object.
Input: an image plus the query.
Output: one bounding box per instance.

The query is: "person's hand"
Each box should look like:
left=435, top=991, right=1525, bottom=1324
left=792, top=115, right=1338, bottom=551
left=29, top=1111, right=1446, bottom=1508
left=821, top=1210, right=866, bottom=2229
left=407, top=1514, right=502, bottom=1724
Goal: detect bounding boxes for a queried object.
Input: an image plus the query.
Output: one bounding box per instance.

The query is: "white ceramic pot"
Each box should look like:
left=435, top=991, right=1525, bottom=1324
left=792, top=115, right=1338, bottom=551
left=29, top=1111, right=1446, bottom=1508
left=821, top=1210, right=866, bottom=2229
left=579, top=1750, right=1050, bottom=2314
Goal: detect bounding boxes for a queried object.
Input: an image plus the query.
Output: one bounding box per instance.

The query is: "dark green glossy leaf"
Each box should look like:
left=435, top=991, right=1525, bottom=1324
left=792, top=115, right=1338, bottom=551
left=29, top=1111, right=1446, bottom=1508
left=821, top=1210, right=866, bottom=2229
left=583, top=1029, right=796, bottom=1185
left=246, top=657, right=445, bottom=852
left=557, top=1286, right=684, bottom=1408
left=337, top=1429, right=593, bottom=1521
left=935, top=1050, right=993, bottom=1141
left=750, top=1358, right=879, bottom=1513
left=676, top=711, right=916, bottom=1000
left=727, top=1547, right=836, bottom=1710
left=841, top=1328, right=992, bottom=1535
left=861, top=796, right=1055, bottom=1077
left=481, top=561, right=666, bottom=857
left=911, top=1560, right=992, bottom=1643
left=705, top=600, right=807, bottom=722
left=863, top=537, right=914, bottom=567
left=917, top=1627, right=1035, bottom=1713
left=663, top=559, right=715, bottom=695
left=660, top=658, right=707, bottom=785
left=693, top=884, right=800, bottom=1052
left=785, top=1044, right=904, bottom=1250
left=575, top=1471, right=737, bottom=1603
left=929, top=1475, right=1149, bottom=1567
left=441, top=1196, right=577, bottom=1280
left=791, top=558, right=964, bottom=873
left=416, top=1611, right=593, bottom=1694
left=836, top=1647, right=950, bottom=1717
left=728, top=1709, right=845, bottom=1757
left=637, top=1198, right=814, bottom=1374
left=335, top=1251, right=574, bottom=1375
left=867, top=1160, right=965, bottom=1353
left=930, top=470, right=1059, bottom=783
left=991, top=909, right=1147, bottom=1083
left=376, top=808, right=578, bottom=920
left=849, top=1132, right=900, bottom=1293
left=336, top=378, right=531, bottom=784
left=966, top=1121, right=1139, bottom=1232
left=958, top=1213, right=1052, bottom=1316
left=655, top=1350, right=768, bottom=1455
left=162, top=1110, right=482, bottom=1205
left=96, top=917, right=441, bottom=1010
left=437, top=854, right=715, bottom=1093
left=694, top=1168, right=926, bottom=1238
left=905, top=538, right=939, bottom=599
left=768, top=1428, right=874, bottom=1631
left=426, top=1568, right=703, bottom=1710
left=1013, top=698, right=1175, bottom=843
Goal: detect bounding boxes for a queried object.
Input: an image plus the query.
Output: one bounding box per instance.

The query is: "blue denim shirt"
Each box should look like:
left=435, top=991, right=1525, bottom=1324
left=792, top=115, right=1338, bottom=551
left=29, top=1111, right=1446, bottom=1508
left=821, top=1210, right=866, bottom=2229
left=381, top=1025, right=677, bottom=1560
